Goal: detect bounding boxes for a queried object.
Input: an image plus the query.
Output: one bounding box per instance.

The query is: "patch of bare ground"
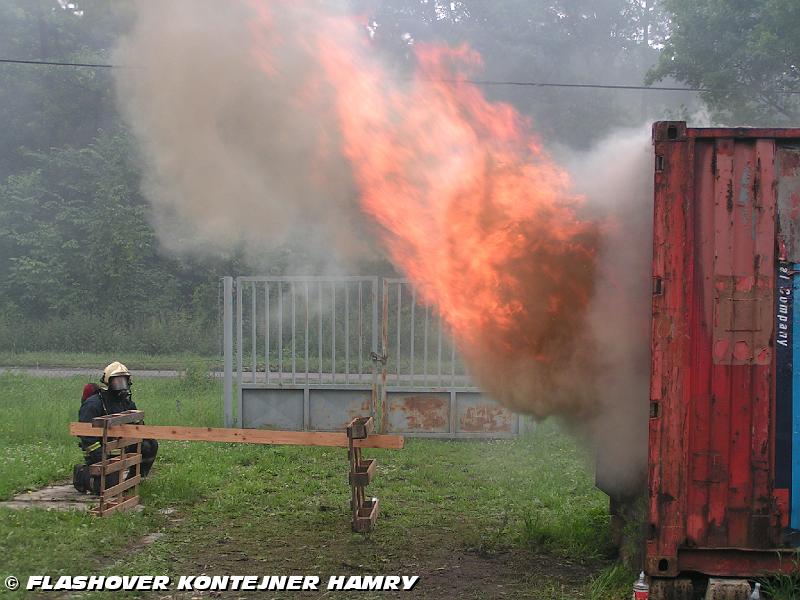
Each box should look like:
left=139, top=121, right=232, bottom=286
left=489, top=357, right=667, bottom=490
left=102, top=507, right=186, bottom=570
left=134, top=516, right=604, bottom=600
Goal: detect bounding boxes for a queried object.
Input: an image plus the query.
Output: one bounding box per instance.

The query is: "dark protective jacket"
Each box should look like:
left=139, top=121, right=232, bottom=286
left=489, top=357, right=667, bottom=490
left=75, top=390, right=158, bottom=493
left=78, top=390, right=158, bottom=478
left=78, top=391, right=138, bottom=453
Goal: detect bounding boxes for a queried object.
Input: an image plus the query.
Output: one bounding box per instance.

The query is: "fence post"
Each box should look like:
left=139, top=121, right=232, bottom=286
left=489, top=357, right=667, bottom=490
left=223, top=276, right=233, bottom=428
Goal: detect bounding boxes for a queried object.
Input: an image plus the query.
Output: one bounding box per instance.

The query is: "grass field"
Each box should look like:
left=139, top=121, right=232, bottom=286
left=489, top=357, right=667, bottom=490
left=0, top=351, right=219, bottom=371
left=0, top=371, right=634, bottom=599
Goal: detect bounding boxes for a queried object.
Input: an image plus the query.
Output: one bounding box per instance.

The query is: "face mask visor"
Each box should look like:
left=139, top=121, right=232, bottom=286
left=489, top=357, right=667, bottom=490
left=107, top=376, right=131, bottom=393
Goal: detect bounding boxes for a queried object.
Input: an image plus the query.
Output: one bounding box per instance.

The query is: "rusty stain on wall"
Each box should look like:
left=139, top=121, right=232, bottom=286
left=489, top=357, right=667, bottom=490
left=334, top=398, right=373, bottom=430
left=393, top=395, right=448, bottom=430
left=459, top=405, right=513, bottom=432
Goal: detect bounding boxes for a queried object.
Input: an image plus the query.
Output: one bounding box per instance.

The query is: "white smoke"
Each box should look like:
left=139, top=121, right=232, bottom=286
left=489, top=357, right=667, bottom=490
left=567, top=128, right=653, bottom=495
left=113, top=1, right=372, bottom=268
left=115, top=1, right=654, bottom=495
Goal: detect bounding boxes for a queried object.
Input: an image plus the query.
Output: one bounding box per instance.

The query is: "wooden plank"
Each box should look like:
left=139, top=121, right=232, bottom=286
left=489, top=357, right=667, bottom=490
left=347, top=416, right=374, bottom=440
left=349, top=458, right=377, bottom=487
left=70, top=423, right=404, bottom=449
left=92, top=411, right=144, bottom=427
left=352, top=498, right=379, bottom=532
left=93, top=494, right=139, bottom=517
left=104, top=438, right=142, bottom=451
left=103, top=474, right=141, bottom=498
left=89, top=454, right=142, bottom=476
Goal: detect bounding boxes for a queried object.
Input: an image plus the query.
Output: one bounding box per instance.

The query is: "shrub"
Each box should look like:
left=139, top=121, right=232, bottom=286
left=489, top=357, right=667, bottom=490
left=0, top=311, right=218, bottom=355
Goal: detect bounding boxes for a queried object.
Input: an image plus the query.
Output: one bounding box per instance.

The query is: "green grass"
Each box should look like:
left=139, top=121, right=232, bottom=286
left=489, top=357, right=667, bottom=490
left=587, top=564, right=636, bottom=600
left=0, top=351, right=220, bottom=371
left=0, top=373, right=617, bottom=599
left=0, top=373, right=222, bottom=499
left=759, top=554, right=800, bottom=600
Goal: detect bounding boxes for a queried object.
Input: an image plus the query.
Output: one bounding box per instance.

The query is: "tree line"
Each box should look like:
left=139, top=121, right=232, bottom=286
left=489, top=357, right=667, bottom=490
left=1, top=0, right=798, bottom=354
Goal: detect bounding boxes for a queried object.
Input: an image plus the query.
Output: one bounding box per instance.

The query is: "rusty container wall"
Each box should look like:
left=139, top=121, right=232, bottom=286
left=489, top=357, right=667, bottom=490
left=648, top=121, right=800, bottom=579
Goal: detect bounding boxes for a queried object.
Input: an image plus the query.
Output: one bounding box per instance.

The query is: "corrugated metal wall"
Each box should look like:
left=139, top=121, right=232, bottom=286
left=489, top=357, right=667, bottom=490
left=647, top=122, right=800, bottom=578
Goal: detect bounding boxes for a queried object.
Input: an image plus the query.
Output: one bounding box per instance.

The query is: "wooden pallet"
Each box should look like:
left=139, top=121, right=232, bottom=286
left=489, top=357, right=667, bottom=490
left=89, top=410, right=144, bottom=517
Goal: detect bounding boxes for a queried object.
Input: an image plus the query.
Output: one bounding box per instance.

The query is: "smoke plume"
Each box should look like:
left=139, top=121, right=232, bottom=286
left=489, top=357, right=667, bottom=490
left=115, top=1, right=652, bottom=494
left=113, top=1, right=370, bottom=264
left=567, top=130, right=653, bottom=495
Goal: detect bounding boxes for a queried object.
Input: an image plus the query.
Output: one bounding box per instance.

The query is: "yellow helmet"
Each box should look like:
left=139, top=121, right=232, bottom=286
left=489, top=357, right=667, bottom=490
left=99, top=361, right=131, bottom=391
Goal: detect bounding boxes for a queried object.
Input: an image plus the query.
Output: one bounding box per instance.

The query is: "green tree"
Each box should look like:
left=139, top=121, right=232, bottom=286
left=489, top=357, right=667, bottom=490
left=358, top=0, right=674, bottom=146
left=0, top=1, right=134, bottom=179
left=647, top=0, right=800, bottom=124
left=0, top=129, right=249, bottom=353
left=0, top=1, right=246, bottom=353
left=0, top=132, right=175, bottom=318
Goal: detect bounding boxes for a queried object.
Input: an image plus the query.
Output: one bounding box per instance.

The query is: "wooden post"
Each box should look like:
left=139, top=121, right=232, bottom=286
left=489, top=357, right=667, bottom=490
left=99, top=420, right=108, bottom=516
left=348, top=416, right=379, bottom=532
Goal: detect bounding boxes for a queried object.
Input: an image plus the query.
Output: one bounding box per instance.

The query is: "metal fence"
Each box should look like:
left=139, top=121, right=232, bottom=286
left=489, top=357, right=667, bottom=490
left=236, top=276, right=379, bottom=385
left=378, top=279, right=520, bottom=437
left=381, top=278, right=472, bottom=388
left=223, top=276, right=522, bottom=437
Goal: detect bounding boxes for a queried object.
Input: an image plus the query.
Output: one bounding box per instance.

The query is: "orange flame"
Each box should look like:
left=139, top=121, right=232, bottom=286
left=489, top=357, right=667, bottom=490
left=249, top=3, right=601, bottom=417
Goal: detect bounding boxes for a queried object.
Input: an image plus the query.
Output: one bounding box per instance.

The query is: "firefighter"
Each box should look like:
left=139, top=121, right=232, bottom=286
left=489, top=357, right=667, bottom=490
left=72, top=361, right=159, bottom=494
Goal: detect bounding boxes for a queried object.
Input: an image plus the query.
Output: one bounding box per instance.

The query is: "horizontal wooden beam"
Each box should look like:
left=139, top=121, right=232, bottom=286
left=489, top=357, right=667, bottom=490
left=70, top=423, right=404, bottom=449
left=103, top=438, right=141, bottom=451
left=92, top=494, right=139, bottom=517
left=103, top=474, right=140, bottom=498
left=92, top=410, right=144, bottom=427
left=90, top=453, right=141, bottom=476
left=349, top=458, right=377, bottom=487
left=353, top=498, right=379, bottom=533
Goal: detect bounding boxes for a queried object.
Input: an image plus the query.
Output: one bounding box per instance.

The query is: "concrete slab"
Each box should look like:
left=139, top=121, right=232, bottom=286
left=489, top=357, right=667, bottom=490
left=1, top=481, right=145, bottom=512
left=1, top=481, right=97, bottom=512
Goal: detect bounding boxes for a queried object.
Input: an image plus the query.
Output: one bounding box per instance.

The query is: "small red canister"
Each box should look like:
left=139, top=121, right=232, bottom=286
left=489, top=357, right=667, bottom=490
left=632, top=571, right=649, bottom=600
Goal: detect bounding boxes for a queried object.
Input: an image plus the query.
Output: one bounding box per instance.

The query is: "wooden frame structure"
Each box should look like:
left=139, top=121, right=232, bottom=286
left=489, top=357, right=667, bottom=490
left=70, top=415, right=403, bottom=530
left=88, top=410, right=144, bottom=516
left=347, top=417, right=379, bottom=532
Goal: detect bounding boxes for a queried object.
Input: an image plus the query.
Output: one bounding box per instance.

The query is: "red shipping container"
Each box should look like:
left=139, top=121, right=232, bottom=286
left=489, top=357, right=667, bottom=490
left=648, top=121, right=800, bottom=581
